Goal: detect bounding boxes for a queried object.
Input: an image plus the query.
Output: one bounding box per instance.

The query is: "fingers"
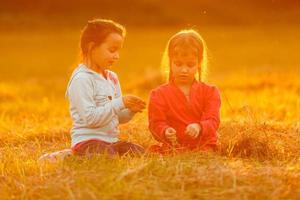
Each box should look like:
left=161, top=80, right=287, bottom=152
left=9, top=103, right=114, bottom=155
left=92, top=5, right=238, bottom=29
left=166, top=128, right=176, bottom=136
left=134, top=98, right=146, bottom=107
left=166, top=134, right=176, bottom=140
left=188, top=130, right=198, bottom=138
left=123, top=95, right=146, bottom=112
left=166, top=135, right=177, bottom=144
left=130, top=106, right=144, bottom=113
left=165, top=131, right=176, bottom=139
left=134, top=100, right=146, bottom=109
left=185, top=125, right=199, bottom=139
left=127, top=96, right=146, bottom=105
left=165, top=128, right=177, bottom=144
left=126, top=102, right=145, bottom=113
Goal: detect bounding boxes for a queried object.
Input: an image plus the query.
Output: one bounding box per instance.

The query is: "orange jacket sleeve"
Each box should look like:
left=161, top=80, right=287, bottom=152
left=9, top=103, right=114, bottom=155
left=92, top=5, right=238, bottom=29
left=148, top=90, right=170, bottom=143
left=198, top=86, right=221, bottom=141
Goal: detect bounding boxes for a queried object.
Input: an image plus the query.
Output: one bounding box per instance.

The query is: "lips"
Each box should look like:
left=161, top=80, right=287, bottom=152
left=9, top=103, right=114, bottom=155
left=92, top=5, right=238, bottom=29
left=179, top=75, right=189, bottom=79
left=108, top=61, right=115, bottom=65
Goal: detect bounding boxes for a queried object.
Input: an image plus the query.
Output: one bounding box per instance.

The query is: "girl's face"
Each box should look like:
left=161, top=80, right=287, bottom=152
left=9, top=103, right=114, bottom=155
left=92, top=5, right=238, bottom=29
left=90, top=33, right=124, bottom=71
left=170, top=51, right=199, bottom=85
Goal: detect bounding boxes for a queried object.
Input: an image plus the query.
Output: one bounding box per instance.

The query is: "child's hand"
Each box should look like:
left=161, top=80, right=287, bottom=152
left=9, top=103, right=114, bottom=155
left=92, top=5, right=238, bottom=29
left=165, top=127, right=177, bottom=144
left=123, top=95, right=146, bottom=113
left=185, top=123, right=201, bottom=139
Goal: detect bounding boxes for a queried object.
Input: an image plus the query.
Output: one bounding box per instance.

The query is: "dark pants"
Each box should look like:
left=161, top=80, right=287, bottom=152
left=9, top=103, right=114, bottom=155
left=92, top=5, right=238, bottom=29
left=72, top=139, right=145, bottom=157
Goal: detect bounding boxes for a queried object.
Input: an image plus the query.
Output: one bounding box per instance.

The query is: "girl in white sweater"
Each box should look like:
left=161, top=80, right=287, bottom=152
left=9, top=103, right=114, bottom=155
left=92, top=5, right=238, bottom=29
left=66, top=19, right=146, bottom=156
left=39, top=19, right=145, bottom=161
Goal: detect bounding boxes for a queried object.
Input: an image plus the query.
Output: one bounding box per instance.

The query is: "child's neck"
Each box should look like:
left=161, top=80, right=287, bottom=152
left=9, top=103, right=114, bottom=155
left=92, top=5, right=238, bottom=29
left=175, top=82, right=192, bottom=97
left=178, top=84, right=190, bottom=96
left=83, top=60, right=106, bottom=78
left=174, top=79, right=196, bottom=99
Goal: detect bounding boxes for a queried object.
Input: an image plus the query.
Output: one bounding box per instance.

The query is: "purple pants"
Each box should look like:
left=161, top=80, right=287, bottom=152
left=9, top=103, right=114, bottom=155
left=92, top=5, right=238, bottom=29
left=72, top=139, right=145, bottom=156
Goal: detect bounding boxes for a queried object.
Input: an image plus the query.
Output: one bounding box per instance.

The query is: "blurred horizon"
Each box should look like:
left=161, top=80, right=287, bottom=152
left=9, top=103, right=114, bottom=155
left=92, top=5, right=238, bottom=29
left=1, top=0, right=299, bottom=95
left=1, top=0, right=300, bottom=30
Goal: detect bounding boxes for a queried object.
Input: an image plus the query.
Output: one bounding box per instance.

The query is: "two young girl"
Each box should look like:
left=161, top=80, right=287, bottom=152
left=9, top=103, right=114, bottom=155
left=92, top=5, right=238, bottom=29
left=40, top=19, right=221, bottom=160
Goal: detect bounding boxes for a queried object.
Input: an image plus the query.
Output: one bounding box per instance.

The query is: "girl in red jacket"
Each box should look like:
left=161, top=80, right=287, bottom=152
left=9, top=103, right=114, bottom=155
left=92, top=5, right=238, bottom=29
left=148, top=29, right=221, bottom=153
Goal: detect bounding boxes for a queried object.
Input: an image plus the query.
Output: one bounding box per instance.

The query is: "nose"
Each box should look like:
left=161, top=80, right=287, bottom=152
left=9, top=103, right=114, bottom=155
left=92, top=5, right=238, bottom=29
left=113, top=52, right=119, bottom=60
left=181, top=66, right=188, bottom=73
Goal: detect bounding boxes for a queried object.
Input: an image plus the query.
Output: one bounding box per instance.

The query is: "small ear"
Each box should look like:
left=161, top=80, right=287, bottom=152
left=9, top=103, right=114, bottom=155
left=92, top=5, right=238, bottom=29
left=87, top=42, right=95, bottom=53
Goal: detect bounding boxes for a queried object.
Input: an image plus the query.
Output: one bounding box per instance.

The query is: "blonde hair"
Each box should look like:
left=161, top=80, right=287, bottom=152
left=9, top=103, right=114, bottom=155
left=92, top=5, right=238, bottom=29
left=161, top=29, right=208, bottom=82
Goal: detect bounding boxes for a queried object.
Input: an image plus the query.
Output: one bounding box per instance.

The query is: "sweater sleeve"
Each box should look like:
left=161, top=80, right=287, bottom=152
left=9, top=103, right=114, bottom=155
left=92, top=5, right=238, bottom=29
left=198, top=86, right=221, bottom=140
left=111, top=72, right=135, bottom=124
left=148, top=90, right=170, bottom=143
left=68, top=77, right=124, bottom=128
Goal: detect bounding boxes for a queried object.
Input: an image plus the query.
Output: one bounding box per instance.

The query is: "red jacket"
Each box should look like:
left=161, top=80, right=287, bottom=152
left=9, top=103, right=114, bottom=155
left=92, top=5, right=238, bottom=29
left=148, top=81, right=221, bottom=151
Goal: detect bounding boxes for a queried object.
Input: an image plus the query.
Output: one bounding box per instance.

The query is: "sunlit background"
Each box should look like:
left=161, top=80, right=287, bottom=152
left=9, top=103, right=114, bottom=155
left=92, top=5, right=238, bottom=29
left=1, top=0, right=300, bottom=82
left=1, top=0, right=299, bottom=120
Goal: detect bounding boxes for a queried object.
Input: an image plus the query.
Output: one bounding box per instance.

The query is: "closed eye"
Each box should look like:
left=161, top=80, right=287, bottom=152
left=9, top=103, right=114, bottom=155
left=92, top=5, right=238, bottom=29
left=174, top=62, right=183, bottom=66
left=187, top=62, right=196, bottom=68
left=109, top=49, right=116, bottom=53
left=109, top=47, right=118, bottom=53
